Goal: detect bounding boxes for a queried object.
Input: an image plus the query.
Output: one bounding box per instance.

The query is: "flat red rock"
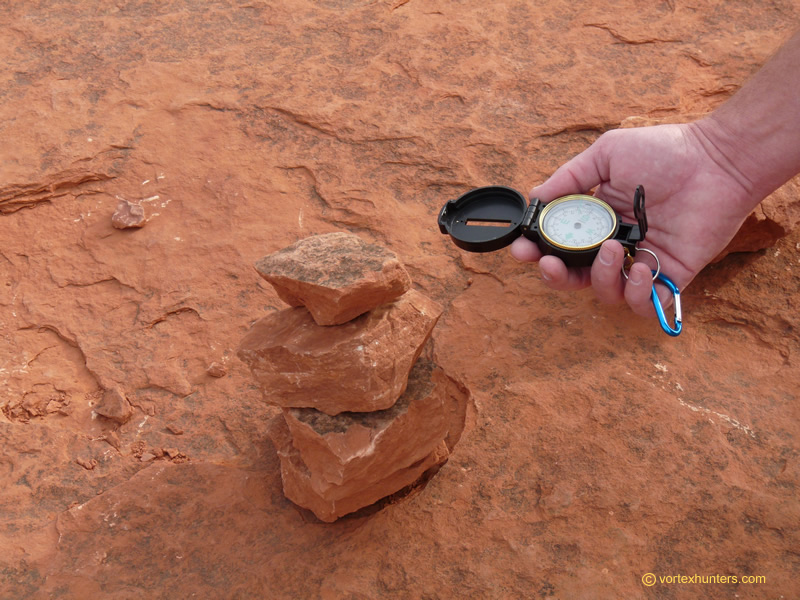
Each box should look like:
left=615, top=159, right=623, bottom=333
left=111, top=198, right=146, bottom=229
left=254, top=232, right=412, bottom=326
left=268, top=414, right=449, bottom=522
left=94, top=387, right=133, bottom=424
left=237, top=290, right=443, bottom=415
left=283, top=357, right=462, bottom=489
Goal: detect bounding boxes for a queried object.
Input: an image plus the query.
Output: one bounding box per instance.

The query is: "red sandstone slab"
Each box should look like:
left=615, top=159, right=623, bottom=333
left=254, top=232, right=412, bottom=326
left=283, top=358, right=445, bottom=488
left=268, top=415, right=449, bottom=522
left=237, top=290, right=442, bottom=415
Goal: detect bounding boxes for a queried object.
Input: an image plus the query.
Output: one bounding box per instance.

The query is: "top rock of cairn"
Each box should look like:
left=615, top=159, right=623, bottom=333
left=255, top=232, right=412, bottom=326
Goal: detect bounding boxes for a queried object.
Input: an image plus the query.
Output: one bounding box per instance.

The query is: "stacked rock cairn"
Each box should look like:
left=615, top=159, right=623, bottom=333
left=238, top=232, right=469, bottom=522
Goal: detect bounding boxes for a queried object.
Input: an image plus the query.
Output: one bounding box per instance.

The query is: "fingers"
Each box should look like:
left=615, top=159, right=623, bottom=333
left=512, top=237, right=666, bottom=321
left=590, top=240, right=626, bottom=304
left=509, top=237, right=542, bottom=262
left=510, top=238, right=592, bottom=289
left=624, top=262, right=657, bottom=318
left=538, top=256, right=592, bottom=290
left=591, top=240, right=662, bottom=318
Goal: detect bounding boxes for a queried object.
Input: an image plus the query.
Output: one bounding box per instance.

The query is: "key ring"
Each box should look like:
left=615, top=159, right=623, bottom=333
left=621, top=248, right=682, bottom=336
left=621, top=247, right=661, bottom=281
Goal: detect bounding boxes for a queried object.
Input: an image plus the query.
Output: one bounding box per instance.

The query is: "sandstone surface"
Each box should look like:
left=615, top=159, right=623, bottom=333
left=3, top=1, right=800, bottom=599
left=238, top=289, right=443, bottom=414
left=255, top=231, right=412, bottom=325
left=283, top=356, right=465, bottom=489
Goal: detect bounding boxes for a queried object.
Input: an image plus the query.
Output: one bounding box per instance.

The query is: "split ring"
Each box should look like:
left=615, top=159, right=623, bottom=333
left=622, top=247, right=661, bottom=281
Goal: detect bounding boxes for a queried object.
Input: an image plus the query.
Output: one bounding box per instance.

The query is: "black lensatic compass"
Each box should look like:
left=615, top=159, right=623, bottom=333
left=438, top=185, right=682, bottom=336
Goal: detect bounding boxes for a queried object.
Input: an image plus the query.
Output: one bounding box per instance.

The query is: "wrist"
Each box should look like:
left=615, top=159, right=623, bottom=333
left=689, top=31, right=800, bottom=209
left=687, top=117, right=765, bottom=214
left=688, top=108, right=800, bottom=214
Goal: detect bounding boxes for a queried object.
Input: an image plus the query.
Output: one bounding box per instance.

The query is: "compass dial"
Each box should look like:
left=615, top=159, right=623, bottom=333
left=538, top=195, right=617, bottom=251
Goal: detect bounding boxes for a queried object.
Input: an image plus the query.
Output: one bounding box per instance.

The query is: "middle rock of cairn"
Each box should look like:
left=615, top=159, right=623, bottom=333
left=238, top=232, right=469, bottom=522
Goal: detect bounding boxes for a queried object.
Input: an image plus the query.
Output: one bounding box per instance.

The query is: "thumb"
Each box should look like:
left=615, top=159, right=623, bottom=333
left=530, top=138, right=609, bottom=202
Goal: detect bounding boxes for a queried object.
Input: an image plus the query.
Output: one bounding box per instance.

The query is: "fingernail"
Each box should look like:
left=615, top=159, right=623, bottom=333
left=598, top=245, right=615, bottom=266
left=541, top=269, right=552, bottom=281
left=629, top=269, right=643, bottom=285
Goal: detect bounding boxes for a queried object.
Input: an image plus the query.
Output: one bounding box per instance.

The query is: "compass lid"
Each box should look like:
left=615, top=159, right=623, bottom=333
left=438, top=186, right=527, bottom=253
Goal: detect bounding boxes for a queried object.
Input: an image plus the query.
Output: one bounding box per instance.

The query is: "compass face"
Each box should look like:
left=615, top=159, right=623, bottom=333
left=538, top=195, right=617, bottom=251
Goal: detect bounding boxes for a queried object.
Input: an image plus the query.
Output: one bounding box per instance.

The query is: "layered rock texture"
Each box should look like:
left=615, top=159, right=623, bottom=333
left=282, top=360, right=468, bottom=488
left=239, top=233, right=466, bottom=521
left=238, top=287, right=441, bottom=414
left=3, top=1, right=800, bottom=598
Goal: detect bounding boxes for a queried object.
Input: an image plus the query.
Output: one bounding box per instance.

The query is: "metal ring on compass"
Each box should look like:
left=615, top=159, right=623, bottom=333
left=621, top=247, right=661, bottom=281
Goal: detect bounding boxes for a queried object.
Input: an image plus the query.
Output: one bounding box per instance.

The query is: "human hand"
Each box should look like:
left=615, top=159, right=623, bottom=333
left=510, top=122, right=758, bottom=317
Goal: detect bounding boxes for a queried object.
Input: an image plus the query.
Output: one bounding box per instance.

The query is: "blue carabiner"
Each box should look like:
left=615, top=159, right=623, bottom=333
left=651, top=271, right=682, bottom=336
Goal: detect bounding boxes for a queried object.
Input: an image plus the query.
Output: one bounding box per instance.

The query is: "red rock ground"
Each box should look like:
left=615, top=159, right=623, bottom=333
left=2, top=1, right=799, bottom=598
